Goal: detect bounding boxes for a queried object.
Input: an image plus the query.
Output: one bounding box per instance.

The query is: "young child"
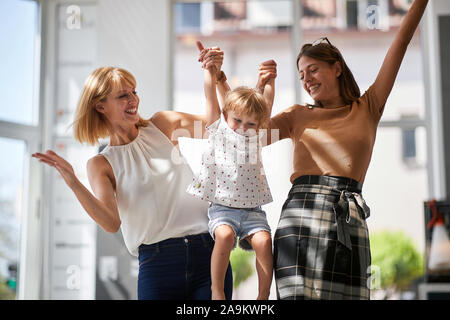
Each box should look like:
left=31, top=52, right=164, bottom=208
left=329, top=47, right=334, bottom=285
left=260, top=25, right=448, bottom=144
left=187, top=46, right=276, bottom=300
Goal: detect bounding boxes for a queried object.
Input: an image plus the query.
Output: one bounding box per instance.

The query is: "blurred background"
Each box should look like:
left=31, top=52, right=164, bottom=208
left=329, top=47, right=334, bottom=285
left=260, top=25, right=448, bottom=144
left=1, top=0, right=450, bottom=300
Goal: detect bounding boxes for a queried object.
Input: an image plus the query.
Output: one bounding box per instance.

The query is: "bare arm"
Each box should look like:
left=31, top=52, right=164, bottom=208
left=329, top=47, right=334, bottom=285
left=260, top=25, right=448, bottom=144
left=197, top=41, right=230, bottom=109
left=263, top=77, right=275, bottom=117
left=216, top=74, right=231, bottom=108
left=150, top=42, right=228, bottom=143
left=150, top=110, right=207, bottom=143
left=256, top=60, right=277, bottom=112
left=32, top=151, right=121, bottom=233
left=197, top=41, right=223, bottom=124
left=372, top=0, right=429, bottom=108
left=204, top=67, right=221, bottom=127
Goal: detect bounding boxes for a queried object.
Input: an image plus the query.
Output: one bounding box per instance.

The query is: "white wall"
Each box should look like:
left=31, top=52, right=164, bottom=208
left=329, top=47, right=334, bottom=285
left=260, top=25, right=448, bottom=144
left=97, top=0, right=172, bottom=118
left=422, top=0, right=450, bottom=200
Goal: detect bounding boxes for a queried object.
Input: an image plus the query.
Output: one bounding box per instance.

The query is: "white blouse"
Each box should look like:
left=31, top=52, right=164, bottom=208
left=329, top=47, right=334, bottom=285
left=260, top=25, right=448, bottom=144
left=187, top=114, right=273, bottom=208
left=101, top=121, right=209, bottom=256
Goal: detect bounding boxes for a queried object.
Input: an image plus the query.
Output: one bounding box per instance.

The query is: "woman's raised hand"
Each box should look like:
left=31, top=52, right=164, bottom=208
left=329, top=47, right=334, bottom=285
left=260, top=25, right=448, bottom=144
left=32, top=150, right=78, bottom=188
left=256, top=60, right=277, bottom=92
left=197, top=41, right=224, bottom=74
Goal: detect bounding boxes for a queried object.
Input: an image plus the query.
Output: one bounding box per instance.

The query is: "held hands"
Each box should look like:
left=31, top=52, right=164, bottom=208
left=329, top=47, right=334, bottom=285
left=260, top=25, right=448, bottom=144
left=256, top=60, right=277, bottom=93
left=197, top=41, right=224, bottom=75
left=32, top=150, right=77, bottom=188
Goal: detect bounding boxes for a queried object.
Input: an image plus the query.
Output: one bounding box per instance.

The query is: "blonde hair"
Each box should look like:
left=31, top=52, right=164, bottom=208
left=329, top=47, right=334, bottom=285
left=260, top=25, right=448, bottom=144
left=223, top=86, right=269, bottom=129
left=73, top=67, right=148, bottom=145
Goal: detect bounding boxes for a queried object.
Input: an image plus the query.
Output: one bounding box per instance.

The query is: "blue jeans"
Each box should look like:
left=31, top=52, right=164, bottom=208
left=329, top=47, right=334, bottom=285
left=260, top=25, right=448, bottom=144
left=137, top=233, right=233, bottom=300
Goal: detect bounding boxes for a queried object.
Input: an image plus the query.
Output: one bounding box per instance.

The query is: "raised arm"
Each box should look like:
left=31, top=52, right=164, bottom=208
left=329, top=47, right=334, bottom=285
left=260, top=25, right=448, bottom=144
left=256, top=60, right=277, bottom=113
left=216, top=71, right=231, bottom=108
left=197, top=41, right=230, bottom=111
left=200, top=60, right=221, bottom=127
left=149, top=42, right=225, bottom=143
left=372, top=0, right=429, bottom=108
left=32, top=150, right=121, bottom=233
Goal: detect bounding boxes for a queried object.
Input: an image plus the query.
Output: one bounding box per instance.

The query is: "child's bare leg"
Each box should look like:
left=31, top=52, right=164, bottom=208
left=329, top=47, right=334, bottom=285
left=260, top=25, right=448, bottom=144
left=211, top=225, right=235, bottom=300
left=247, top=231, right=273, bottom=300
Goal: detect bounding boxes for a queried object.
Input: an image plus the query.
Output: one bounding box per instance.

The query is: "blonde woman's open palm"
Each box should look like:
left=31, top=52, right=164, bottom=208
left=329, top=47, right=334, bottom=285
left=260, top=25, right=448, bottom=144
left=32, top=150, right=77, bottom=188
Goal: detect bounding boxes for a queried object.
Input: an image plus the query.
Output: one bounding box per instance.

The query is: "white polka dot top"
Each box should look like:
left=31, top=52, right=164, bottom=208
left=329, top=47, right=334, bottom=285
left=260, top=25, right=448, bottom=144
left=187, top=114, right=273, bottom=208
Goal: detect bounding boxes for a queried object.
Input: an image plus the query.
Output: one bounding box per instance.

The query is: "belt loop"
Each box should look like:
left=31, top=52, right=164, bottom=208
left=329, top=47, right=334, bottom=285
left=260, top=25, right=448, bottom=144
left=155, top=242, right=160, bottom=253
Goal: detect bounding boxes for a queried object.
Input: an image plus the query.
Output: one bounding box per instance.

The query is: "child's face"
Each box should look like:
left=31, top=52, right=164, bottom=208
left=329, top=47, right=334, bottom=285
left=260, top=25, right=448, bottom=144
left=225, top=110, right=260, bottom=136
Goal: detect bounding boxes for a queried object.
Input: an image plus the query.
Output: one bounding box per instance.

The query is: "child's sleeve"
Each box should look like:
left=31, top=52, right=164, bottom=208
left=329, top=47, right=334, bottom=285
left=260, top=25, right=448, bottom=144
left=205, top=115, right=221, bottom=134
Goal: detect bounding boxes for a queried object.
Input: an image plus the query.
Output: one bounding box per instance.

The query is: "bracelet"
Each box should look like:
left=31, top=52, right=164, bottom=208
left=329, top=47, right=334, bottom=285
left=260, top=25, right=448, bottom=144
left=216, top=71, right=227, bottom=84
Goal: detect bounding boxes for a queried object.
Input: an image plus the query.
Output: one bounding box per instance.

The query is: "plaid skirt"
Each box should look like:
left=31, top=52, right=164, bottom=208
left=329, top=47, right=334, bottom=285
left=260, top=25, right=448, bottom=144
left=273, top=175, right=371, bottom=300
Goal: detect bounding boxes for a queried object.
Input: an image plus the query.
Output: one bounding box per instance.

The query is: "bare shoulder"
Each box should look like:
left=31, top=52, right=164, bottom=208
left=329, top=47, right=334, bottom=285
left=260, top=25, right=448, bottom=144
left=87, top=154, right=113, bottom=178
left=274, top=104, right=305, bottom=116
left=150, top=110, right=176, bottom=123
left=150, top=111, right=179, bottom=139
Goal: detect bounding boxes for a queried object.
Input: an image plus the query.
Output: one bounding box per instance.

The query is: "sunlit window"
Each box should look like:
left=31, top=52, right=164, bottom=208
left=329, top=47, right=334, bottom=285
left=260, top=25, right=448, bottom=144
left=0, top=0, right=39, bottom=125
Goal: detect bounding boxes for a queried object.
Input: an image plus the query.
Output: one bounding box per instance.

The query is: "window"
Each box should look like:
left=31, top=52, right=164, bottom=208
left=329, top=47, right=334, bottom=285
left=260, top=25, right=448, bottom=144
left=0, top=0, right=39, bottom=125
left=0, top=0, right=41, bottom=299
left=403, top=128, right=417, bottom=159
left=0, top=138, right=26, bottom=299
left=346, top=0, right=358, bottom=28
left=214, top=2, right=246, bottom=20
left=174, top=3, right=201, bottom=33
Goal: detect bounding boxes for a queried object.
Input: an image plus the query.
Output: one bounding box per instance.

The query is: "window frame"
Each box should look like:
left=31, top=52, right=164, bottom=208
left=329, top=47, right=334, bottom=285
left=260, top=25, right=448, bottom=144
left=0, top=0, right=44, bottom=299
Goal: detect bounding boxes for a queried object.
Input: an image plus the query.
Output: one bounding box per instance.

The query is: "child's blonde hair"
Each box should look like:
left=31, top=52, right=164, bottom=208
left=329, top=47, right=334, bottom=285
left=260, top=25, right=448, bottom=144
left=223, top=86, right=269, bottom=129
left=73, top=67, right=149, bottom=145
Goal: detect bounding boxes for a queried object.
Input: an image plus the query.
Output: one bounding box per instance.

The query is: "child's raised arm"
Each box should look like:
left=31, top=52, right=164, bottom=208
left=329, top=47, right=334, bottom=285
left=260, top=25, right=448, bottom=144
left=257, top=60, right=277, bottom=118
left=263, top=77, right=275, bottom=118
left=197, top=41, right=221, bottom=126
left=216, top=71, right=231, bottom=109
left=204, top=67, right=221, bottom=127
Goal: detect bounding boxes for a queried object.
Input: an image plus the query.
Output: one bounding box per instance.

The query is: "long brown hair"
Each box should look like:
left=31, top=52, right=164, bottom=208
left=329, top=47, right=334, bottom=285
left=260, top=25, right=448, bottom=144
left=296, top=40, right=360, bottom=106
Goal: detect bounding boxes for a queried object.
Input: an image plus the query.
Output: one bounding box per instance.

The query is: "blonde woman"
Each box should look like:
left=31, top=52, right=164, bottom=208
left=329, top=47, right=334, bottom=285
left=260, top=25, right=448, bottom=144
left=33, top=66, right=233, bottom=300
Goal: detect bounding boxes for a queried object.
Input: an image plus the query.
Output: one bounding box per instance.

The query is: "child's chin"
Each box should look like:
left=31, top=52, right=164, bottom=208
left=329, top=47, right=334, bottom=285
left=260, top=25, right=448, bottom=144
left=236, top=130, right=257, bottom=137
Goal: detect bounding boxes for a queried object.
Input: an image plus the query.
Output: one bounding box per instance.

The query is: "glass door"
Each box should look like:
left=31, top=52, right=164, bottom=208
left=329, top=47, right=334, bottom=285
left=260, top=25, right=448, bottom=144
left=0, top=138, right=26, bottom=299
left=0, top=0, right=41, bottom=299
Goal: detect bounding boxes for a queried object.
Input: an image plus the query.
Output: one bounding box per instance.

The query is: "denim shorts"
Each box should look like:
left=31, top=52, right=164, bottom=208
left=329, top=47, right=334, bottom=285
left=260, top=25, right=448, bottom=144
left=208, top=203, right=271, bottom=251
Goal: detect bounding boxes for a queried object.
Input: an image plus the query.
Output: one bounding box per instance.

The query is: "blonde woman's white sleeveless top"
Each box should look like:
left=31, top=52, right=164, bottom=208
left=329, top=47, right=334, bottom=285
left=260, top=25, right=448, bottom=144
left=100, top=121, right=209, bottom=256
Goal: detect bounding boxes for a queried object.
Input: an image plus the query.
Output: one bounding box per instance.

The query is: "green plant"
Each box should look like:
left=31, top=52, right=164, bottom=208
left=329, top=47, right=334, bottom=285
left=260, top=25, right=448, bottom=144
left=0, top=276, right=15, bottom=300
left=229, top=247, right=255, bottom=289
left=370, top=230, right=424, bottom=291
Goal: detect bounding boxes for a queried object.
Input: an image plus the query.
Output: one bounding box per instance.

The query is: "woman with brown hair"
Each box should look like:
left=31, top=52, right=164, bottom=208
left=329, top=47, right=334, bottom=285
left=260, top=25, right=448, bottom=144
left=32, top=66, right=234, bottom=299
left=256, top=0, right=429, bottom=300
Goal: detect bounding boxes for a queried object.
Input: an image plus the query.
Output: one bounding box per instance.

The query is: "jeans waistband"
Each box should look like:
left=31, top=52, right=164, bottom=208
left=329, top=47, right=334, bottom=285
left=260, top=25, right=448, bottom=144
left=138, top=233, right=212, bottom=253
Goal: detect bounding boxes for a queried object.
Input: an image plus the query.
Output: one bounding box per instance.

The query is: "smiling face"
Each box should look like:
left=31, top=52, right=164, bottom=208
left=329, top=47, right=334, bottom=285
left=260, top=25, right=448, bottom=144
left=95, top=81, right=140, bottom=126
left=225, top=110, right=260, bottom=136
left=298, top=55, right=342, bottom=105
